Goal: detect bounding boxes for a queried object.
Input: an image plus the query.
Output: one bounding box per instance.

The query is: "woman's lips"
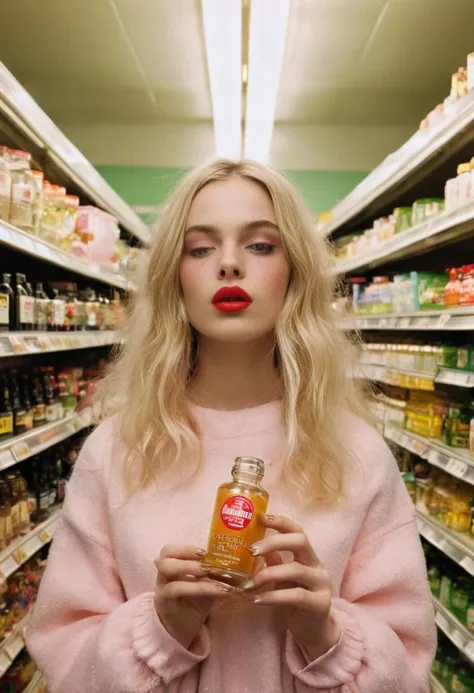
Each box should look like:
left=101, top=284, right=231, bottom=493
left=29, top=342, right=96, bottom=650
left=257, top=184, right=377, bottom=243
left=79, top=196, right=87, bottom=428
left=213, top=300, right=251, bottom=313
left=212, top=286, right=253, bottom=312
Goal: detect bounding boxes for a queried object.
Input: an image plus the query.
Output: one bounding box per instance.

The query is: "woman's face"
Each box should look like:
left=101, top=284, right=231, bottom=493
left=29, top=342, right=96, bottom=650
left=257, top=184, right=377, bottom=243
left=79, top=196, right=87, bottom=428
left=180, top=177, right=291, bottom=344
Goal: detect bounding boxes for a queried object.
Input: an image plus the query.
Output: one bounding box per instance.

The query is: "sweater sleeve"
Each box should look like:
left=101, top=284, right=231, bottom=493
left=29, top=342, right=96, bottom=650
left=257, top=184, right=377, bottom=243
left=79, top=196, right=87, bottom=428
left=26, top=424, right=210, bottom=693
left=285, top=432, right=436, bottom=693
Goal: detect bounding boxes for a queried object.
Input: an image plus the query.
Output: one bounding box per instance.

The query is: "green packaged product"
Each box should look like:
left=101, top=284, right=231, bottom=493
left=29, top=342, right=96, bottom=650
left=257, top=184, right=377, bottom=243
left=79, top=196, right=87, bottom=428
left=415, top=272, right=447, bottom=310
left=451, top=576, right=470, bottom=624
left=438, top=344, right=458, bottom=369
left=393, top=207, right=412, bottom=234
left=412, top=198, right=444, bottom=225
left=457, top=345, right=474, bottom=371
left=440, top=572, right=453, bottom=608
left=427, top=565, right=441, bottom=598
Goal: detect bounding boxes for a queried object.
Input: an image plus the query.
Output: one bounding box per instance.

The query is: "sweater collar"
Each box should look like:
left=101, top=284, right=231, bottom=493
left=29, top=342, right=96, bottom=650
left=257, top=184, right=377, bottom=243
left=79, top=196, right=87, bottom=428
left=188, top=398, right=283, bottom=439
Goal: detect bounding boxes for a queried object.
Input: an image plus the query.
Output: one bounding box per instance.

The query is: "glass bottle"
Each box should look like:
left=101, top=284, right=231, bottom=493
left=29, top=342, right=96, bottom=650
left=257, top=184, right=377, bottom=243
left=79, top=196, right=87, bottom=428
left=34, top=282, right=49, bottom=331
left=20, top=373, right=33, bottom=432
left=0, top=480, right=12, bottom=548
left=6, top=473, right=21, bottom=540
left=16, top=472, right=30, bottom=535
left=15, top=274, right=34, bottom=331
left=0, top=146, right=11, bottom=223
left=0, top=274, right=14, bottom=332
left=8, top=149, right=35, bottom=233
left=0, top=373, right=13, bottom=441
left=202, top=456, right=269, bottom=586
left=30, top=370, right=46, bottom=428
left=9, top=370, right=26, bottom=436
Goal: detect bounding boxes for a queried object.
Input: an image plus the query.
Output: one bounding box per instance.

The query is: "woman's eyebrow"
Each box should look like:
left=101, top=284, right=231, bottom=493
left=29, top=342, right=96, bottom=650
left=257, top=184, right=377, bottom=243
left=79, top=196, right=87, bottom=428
left=185, top=220, right=280, bottom=237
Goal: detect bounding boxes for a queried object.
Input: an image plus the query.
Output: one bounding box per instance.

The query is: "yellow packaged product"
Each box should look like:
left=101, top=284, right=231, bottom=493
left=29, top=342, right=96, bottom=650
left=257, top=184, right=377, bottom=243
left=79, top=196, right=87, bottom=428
left=446, top=495, right=472, bottom=533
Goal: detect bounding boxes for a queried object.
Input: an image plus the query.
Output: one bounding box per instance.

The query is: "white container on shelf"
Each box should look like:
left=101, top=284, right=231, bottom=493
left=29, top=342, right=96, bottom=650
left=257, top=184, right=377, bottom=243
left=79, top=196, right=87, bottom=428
left=456, top=163, right=471, bottom=208
left=445, top=176, right=458, bottom=213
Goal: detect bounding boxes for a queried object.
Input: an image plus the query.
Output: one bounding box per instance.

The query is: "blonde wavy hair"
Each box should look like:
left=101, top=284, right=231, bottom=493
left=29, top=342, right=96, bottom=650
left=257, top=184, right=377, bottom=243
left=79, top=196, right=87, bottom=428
left=101, top=159, right=368, bottom=505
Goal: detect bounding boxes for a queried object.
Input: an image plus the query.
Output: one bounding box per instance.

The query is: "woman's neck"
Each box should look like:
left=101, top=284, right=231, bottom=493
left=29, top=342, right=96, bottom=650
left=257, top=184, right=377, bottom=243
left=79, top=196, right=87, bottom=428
left=187, top=334, right=281, bottom=411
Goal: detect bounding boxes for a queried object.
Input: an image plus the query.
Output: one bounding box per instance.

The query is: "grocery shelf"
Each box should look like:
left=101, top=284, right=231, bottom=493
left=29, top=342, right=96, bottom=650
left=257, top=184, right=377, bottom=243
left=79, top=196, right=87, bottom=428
left=332, top=200, right=474, bottom=276
left=357, top=363, right=474, bottom=389
left=430, top=674, right=448, bottom=693
left=0, top=408, right=94, bottom=472
left=341, top=308, right=474, bottom=332
left=0, top=613, right=29, bottom=677
left=416, top=506, right=474, bottom=578
left=322, top=89, right=474, bottom=236
left=0, top=329, right=120, bottom=359
left=0, top=507, right=61, bottom=582
left=0, top=220, right=134, bottom=290
left=356, top=364, right=435, bottom=390
left=386, top=424, right=474, bottom=485
left=23, top=671, right=46, bottom=693
left=433, top=596, right=474, bottom=664
left=0, top=62, right=149, bottom=244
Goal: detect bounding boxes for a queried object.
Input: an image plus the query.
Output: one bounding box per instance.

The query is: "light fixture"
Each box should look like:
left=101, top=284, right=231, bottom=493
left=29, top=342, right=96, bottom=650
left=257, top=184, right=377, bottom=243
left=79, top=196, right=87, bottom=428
left=201, top=0, right=242, bottom=160
left=244, top=0, right=291, bottom=164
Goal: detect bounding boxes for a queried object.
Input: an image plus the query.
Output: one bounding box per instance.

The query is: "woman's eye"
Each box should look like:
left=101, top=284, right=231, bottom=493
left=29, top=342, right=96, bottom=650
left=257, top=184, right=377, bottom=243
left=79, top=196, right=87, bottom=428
left=248, top=243, right=275, bottom=254
left=190, top=247, right=212, bottom=257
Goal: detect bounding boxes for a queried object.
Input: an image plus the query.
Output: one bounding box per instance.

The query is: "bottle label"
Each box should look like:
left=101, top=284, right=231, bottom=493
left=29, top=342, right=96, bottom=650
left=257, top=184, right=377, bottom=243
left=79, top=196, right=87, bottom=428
left=20, top=500, right=29, bottom=525
left=11, top=502, right=20, bottom=532
left=220, top=496, right=254, bottom=530
left=0, top=171, right=11, bottom=198
left=54, top=300, right=65, bottom=327
left=11, top=183, right=34, bottom=205
left=23, top=410, right=33, bottom=431
left=15, top=410, right=27, bottom=430
left=45, top=404, right=57, bottom=423
left=0, top=413, right=12, bottom=436
left=0, top=294, right=9, bottom=326
left=33, top=404, right=46, bottom=424
left=19, top=295, right=34, bottom=324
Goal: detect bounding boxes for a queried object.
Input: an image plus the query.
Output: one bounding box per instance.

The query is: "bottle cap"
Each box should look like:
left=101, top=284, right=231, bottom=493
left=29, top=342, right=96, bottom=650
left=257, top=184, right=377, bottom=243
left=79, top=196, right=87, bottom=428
left=233, top=456, right=265, bottom=477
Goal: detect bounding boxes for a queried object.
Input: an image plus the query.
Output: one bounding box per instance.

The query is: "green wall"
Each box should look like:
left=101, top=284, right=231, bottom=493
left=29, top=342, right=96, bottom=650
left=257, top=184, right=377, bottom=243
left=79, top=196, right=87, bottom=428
left=97, top=165, right=367, bottom=221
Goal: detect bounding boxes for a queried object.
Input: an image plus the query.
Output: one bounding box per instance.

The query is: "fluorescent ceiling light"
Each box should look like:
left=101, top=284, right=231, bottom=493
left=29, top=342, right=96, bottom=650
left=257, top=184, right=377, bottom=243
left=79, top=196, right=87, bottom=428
left=244, top=0, right=291, bottom=163
left=202, top=0, right=242, bottom=160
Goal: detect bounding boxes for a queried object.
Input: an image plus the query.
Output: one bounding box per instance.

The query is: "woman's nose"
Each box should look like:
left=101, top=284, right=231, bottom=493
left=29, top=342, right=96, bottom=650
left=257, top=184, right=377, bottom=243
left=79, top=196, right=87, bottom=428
left=218, top=246, right=245, bottom=279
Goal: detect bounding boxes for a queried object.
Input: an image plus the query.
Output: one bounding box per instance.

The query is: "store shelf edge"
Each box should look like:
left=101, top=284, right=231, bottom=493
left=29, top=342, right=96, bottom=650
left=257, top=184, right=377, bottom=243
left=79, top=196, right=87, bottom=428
left=322, top=89, right=474, bottom=236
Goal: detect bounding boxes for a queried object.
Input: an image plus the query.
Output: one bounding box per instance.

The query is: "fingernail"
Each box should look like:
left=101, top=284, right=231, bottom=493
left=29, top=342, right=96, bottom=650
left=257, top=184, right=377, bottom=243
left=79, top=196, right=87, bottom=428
left=201, top=565, right=212, bottom=573
left=264, top=514, right=275, bottom=522
left=253, top=595, right=262, bottom=603
left=239, top=579, right=255, bottom=591
left=218, top=584, right=234, bottom=592
left=195, top=549, right=207, bottom=557
left=247, top=545, right=260, bottom=556
left=185, top=574, right=197, bottom=580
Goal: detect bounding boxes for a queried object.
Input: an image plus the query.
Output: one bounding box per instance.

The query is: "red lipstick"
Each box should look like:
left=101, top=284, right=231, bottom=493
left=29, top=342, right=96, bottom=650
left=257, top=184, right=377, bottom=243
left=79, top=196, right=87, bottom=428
left=212, top=286, right=252, bottom=313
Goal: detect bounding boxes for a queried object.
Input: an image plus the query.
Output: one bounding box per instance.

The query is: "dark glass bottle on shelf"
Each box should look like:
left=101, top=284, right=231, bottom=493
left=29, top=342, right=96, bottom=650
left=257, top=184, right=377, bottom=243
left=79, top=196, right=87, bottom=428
left=20, top=373, right=34, bottom=432
left=0, top=479, right=13, bottom=549
left=0, top=373, right=13, bottom=440
left=34, top=282, right=48, bottom=331
left=15, top=274, right=34, bottom=331
left=0, top=274, right=14, bottom=332
left=30, top=370, right=46, bottom=428
left=6, top=473, right=21, bottom=540
left=9, top=370, right=26, bottom=435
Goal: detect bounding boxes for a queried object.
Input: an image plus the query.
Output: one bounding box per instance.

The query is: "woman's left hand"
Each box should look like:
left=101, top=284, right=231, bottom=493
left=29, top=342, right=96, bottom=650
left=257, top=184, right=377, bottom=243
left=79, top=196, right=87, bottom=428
left=241, top=515, right=341, bottom=661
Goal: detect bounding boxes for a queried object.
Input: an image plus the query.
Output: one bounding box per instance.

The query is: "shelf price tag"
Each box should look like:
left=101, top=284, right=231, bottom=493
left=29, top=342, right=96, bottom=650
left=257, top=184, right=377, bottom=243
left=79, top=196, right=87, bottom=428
left=464, top=640, right=474, bottom=662
left=12, top=548, right=27, bottom=565
left=0, top=651, right=10, bottom=677
left=437, top=313, right=451, bottom=328
left=0, top=450, right=14, bottom=470
left=461, top=556, right=474, bottom=576
left=11, top=441, right=31, bottom=462
left=446, top=458, right=468, bottom=479
left=418, top=316, right=431, bottom=328
left=436, top=611, right=450, bottom=632
left=39, top=529, right=50, bottom=544
left=398, top=317, right=411, bottom=329
left=378, top=318, right=388, bottom=329
left=5, top=634, right=24, bottom=660
left=0, top=338, right=13, bottom=356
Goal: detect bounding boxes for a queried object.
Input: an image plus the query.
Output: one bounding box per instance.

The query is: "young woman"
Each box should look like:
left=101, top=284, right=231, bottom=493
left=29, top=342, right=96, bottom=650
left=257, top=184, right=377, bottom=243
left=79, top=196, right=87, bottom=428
left=27, top=160, right=436, bottom=693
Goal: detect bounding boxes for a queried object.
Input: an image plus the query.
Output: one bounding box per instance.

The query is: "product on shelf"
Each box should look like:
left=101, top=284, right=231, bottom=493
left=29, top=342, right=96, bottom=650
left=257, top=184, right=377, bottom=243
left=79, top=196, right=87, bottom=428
left=0, top=272, right=125, bottom=333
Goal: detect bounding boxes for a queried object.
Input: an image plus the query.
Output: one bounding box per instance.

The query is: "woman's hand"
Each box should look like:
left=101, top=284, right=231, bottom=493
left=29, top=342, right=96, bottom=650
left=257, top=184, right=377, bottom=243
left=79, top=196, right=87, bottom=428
left=154, top=545, right=234, bottom=649
left=241, top=516, right=341, bottom=661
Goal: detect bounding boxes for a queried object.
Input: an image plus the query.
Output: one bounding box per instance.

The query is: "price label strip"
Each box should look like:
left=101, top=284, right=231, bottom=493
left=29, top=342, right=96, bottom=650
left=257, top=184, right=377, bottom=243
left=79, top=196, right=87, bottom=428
left=5, top=633, right=24, bottom=661
left=0, top=449, right=14, bottom=471
left=437, top=313, right=451, bottom=328
left=446, top=458, right=468, bottom=479
left=11, top=441, right=31, bottom=462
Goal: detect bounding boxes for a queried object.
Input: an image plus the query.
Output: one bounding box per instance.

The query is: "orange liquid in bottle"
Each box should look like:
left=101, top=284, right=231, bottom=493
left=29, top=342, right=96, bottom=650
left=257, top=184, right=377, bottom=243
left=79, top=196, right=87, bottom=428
left=202, top=456, right=269, bottom=586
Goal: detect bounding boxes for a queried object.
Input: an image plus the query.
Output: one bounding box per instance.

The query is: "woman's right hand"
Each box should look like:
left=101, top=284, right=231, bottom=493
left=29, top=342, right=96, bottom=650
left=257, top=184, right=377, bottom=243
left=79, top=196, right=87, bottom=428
left=154, top=545, right=234, bottom=649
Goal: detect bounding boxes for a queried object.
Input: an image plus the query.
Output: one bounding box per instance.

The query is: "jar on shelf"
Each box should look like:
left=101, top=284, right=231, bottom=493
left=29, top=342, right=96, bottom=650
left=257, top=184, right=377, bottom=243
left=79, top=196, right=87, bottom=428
left=31, top=170, right=44, bottom=236
left=60, top=194, right=79, bottom=250
left=0, top=146, right=11, bottom=222
left=457, top=162, right=471, bottom=208
left=8, top=149, right=35, bottom=232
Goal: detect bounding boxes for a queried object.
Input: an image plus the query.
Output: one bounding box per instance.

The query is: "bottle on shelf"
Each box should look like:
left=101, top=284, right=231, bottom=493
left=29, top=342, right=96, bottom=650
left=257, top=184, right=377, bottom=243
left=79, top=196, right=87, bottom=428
left=19, top=373, right=34, bottom=432
left=9, top=370, right=27, bottom=436
left=64, top=284, right=77, bottom=332
left=34, top=282, right=49, bottom=331
left=0, top=479, right=13, bottom=550
left=41, top=369, right=58, bottom=423
left=0, top=273, right=14, bottom=332
left=0, top=373, right=13, bottom=440
left=30, top=370, right=46, bottom=428
left=16, top=471, right=30, bottom=535
left=48, top=287, right=65, bottom=332
left=8, top=149, right=35, bottom=233
left=15, top=274, right=34, bottom=331
left=6, top=473, right=21, bottom=540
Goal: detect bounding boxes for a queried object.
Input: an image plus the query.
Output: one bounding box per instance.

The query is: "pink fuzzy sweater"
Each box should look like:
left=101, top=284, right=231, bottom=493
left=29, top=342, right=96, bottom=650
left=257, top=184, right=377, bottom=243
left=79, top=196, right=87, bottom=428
left=27, top=401, right=436, bottom=693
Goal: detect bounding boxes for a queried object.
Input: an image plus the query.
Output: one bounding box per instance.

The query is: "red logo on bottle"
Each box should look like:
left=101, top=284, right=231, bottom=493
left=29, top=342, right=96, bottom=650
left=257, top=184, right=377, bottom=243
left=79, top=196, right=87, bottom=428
left=221, top=496, right=254, bottom=530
